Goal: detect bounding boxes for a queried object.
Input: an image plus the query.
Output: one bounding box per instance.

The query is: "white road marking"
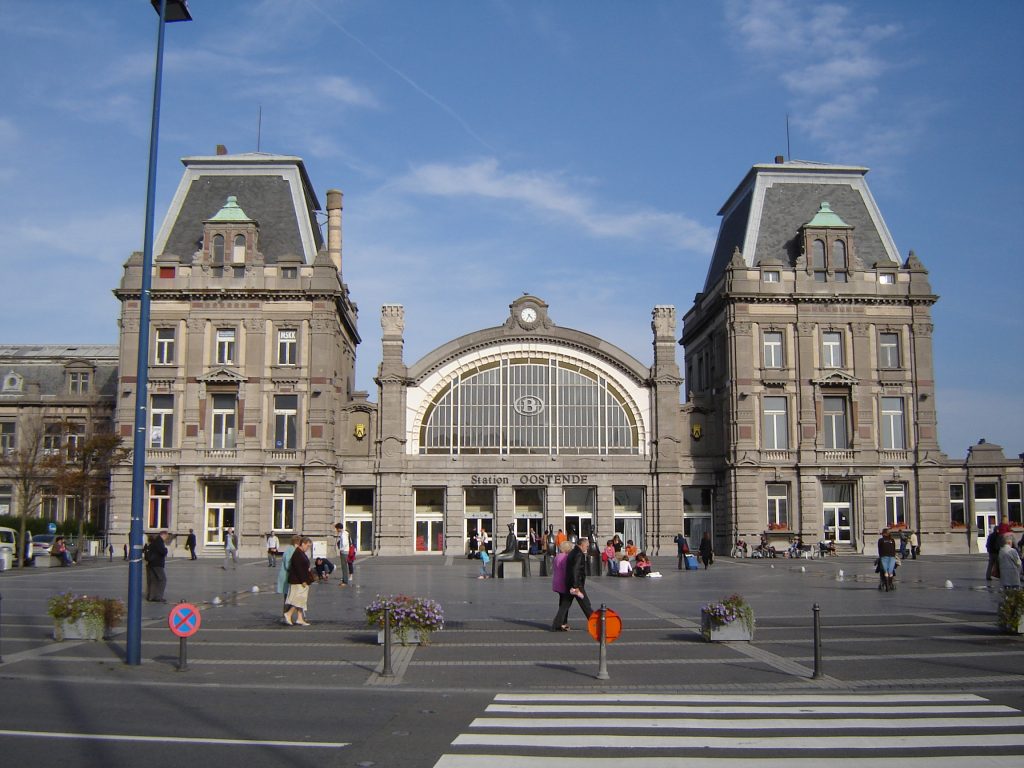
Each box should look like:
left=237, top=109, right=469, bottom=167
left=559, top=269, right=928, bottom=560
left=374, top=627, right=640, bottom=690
left=0, top=730, right=347, bottom=748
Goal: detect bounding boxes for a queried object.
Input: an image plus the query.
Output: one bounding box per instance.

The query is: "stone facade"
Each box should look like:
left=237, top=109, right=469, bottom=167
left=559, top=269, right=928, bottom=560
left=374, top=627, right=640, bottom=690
left=2, top=152, right=1020, bottom=558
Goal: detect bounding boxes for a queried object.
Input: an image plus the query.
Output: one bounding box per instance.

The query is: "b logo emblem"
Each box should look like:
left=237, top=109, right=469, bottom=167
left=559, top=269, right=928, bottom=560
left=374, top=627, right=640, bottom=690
left=513, top=395, right=545, bottom=417
left=354, top=423, right=366, bottom=440
left=691, top=423, right=702, bottom=440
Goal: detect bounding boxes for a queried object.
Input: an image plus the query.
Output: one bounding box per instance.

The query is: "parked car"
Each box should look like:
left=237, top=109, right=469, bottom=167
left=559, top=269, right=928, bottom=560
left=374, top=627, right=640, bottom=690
left=31, top=533, right=56, bottom=559
left=0, top=526, right=17, bottom=569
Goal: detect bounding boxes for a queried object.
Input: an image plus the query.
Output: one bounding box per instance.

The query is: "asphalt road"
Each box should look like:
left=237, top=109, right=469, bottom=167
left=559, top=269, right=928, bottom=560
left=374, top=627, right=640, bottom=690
left=1, top=551, right=1022, bottom=767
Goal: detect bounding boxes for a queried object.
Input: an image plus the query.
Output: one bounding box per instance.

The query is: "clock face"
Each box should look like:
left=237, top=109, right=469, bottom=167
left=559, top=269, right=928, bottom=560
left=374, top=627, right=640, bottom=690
left=520, top=307, right=537, bottom=324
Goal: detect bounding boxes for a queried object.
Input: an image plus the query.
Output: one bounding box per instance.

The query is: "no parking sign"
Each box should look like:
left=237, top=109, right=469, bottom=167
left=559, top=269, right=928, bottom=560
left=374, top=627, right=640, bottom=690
left=168, top=602, right=201, bottom=637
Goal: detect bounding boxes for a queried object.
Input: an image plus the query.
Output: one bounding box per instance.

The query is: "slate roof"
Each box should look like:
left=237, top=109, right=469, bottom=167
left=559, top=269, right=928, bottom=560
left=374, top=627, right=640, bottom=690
left=703, top=161, right=900, bottom=291
left=0, top=346, right=118, bottom=399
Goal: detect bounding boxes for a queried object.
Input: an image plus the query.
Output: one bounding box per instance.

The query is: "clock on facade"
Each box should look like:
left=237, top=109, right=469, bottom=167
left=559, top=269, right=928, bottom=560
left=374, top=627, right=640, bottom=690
left=520, top=307, right=537, bottom=324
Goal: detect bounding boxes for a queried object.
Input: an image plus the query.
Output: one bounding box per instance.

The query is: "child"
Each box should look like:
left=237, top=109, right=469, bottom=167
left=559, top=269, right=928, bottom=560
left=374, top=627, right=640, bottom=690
left=477, top=548, right=491, bottom=579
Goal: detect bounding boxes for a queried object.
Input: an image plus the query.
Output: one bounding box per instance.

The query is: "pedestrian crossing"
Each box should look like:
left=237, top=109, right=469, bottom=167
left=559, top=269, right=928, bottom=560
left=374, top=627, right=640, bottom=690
left=432, top=692, right=1024, bottom=767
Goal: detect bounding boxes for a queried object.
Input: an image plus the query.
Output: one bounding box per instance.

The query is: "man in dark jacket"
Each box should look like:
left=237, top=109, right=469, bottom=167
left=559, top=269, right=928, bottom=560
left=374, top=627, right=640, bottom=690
left=553, top=538, right=594, bottom=630
left=145, top=531, right=170, bottom=602
left=986, top=526, right=1003, bottom=581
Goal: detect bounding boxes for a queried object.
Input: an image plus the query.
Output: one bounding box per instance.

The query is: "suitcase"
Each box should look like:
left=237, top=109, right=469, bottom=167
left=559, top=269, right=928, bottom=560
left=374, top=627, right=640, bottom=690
left=684, top=553, right=698, bottom=570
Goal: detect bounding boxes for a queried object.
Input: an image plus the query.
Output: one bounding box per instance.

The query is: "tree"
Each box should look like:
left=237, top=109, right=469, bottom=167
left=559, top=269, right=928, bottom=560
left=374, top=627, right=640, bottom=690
left=0, top=411, right=60, bottom=565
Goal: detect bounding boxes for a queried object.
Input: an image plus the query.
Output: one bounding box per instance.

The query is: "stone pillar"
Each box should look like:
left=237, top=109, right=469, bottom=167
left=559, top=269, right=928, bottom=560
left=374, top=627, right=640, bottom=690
left=326, top=189, right=343, bottom=273
left=376, top=305, right=408, bottom=554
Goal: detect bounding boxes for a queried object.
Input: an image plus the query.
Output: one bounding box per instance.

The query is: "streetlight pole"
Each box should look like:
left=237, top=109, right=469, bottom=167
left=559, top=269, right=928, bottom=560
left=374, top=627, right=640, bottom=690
left=126, top=0, right=192, bottom=667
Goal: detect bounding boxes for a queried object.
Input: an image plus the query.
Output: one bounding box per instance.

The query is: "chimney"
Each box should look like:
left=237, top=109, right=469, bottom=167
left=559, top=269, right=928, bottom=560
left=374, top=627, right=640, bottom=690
left=326, top=189, right=343, bottom=273
left=216, top=144, right=228, bottom=156
left=774, top=155, right=785, bottom=164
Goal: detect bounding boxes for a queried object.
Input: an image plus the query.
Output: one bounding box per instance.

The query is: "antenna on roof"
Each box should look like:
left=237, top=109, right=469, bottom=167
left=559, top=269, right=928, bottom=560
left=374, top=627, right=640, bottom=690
left=257, top=104, right=262, bottom=153
left=786, top=113, right=791, bottom=161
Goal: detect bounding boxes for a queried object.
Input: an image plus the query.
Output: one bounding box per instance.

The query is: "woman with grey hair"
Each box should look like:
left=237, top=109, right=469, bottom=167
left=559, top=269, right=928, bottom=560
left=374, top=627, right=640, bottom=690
left=998, top=535, right=1022, bottom=591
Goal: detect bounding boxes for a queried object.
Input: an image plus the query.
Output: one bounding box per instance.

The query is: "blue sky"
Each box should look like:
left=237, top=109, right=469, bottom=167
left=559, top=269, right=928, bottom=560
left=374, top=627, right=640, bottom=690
left=1, top=0, right=1021, bottom=457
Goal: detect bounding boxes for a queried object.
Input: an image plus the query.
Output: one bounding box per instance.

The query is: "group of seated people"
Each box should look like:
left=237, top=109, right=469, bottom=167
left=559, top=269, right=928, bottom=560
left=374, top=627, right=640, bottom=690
left=752, top=533, right=837, bottom=559
left=602, top=536, right=653, bottom=577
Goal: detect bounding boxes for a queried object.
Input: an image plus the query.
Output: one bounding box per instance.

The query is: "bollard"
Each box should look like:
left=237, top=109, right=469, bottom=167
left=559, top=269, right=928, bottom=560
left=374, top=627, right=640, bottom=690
left=178, top=635, right=188, bottom=671
left=812, top=603, right=822, bottom=679
left=381, top=604, right=394, bottom=677
left=595, top=604, right=610, bottom=680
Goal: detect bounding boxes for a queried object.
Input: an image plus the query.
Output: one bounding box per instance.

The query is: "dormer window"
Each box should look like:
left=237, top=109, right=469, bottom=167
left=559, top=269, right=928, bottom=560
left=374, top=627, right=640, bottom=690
left=232, top=235, right=246, bottom=264
left=803, top=203, right=853, bottom=283
left=2, top=372, right=22, bottom=392
left=212, top=234, right=224, bottom=264
left=68, top=371, right=90, bottom=395
left=763, top=270, right=780, bottom=283
left=878, top=272, right=895, bottom=285
left=812, top=239, right=827, bottom=282
left=831, top=240, right=848, bottom=282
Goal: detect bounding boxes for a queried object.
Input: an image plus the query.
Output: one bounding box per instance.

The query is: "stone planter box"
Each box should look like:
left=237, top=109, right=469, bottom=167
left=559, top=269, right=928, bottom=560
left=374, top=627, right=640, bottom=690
left=376, top=629, right=430, bottom=645
left=701, top=609, right=754, bottom=642
left=53, top=618, right=107, bottom=641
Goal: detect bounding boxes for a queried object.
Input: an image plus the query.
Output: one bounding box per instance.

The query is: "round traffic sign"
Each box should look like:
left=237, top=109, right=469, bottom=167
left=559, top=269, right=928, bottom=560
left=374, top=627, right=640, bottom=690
left=168, top=602, right=202, bottom=638
left=588, top=607, right=622, bottom=643
left=47, top=522, right=57, bottom=534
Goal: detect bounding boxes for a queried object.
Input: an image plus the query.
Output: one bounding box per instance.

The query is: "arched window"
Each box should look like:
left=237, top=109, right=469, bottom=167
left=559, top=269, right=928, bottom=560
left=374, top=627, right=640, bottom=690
left=232, top=234, right=246, bottom=263
left=419, top=356, right=640, bottom=455
left=832, top=240, right=848, bottom=282
left=812, top=239, right=827, bottom=282
left=212, top=234, right=224, bottom=263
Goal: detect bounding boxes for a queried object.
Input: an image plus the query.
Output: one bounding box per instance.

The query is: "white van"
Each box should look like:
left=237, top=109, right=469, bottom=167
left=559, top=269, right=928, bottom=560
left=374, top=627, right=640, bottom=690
left=0, top=526, right=18, bottom=570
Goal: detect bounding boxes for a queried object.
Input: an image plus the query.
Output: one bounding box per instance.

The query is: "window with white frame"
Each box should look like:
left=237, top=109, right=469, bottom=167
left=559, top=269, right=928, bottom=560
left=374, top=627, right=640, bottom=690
left=150, top=394, right=174, bottom=448
left=154, top=328, right=175, bottom=365
left=414, top=488, right=445, bottom=552
left=1008, top=483, right=1022, bottom=527
left=763, top=270, right=780, bottom=283
left=148, top=482, right=171, bottom=528
left=232, top=235, right=246, bottom=263
left=822, top=396, right=848, bottom=449
left=65, top=422, right=84, bottom=461
left=880, top=397, right=905, bottom=450
left=763, top=331, right=784, bottom=369
left=216, top=329, right=236, bottom=365
left=762, top=396, right=789, bottom=450
left=68, top=371, right=90, bottom=395
left=273, top=394, right=298, bottom=450
left=879, top=332, right=900, bottom=369
left=766, top=483, right=789, bottom=530
left=885, top=483, right=906, bottom=528
left=822, top=332, right=843, bottom=368
left=277, top=329, right=297, bottom=366
left=211, top=394, right=237, bottom=449
left=272, top=483, right=295, bottom=531
left=0, top=421, right=14, bottom=453
left=950, top=483, right=966, bottom=527
left=878, top=272, right=896, bottom=284
left=43, top=422, right=61, bottom=455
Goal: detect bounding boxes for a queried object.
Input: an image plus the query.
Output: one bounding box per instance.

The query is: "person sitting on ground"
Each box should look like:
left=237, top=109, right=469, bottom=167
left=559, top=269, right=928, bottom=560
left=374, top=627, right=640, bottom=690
left=616, top=555, right=633, bottom=577
left=313, top=557, right=335, bottom=582
left=625, top=539, right=638, bottom=558
left=634, top=552, right=652, bottom=577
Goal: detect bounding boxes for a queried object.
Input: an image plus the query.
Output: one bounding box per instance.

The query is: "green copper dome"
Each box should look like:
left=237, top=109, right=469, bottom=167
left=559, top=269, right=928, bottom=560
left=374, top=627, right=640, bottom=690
left=806, top=201, right=850, bottom=228
left=208, top=195, right=252, bottom=222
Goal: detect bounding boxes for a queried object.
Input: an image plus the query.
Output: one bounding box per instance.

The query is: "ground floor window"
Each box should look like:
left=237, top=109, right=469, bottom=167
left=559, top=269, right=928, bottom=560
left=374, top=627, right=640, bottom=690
left=562, top=486, right=592, bottom=544
left=272, top=483, right=294, bottom=532
left=464, top=487, right=494, bottom=554
left=766, top=483, right=789, bottom=531
left=205, top=483, right=237, bottom=546
left=149, top=482, right=171, bottom=529
left=949, top=483, right=966, bottom=528
left=344, top=488, right=375, bottom=552
left=884, top=483, right=906, bottom=529
left=1008, top=483, right=1022, bottom=527
left=613, top=487, right=644, bottom=551
left=414, top=488, right=444, bottom=552
left=517, top=487, right=547, bottom=550
left=0, top=484, right=11, bottom=516
left=41, top=487, right=58, bottom=521
left=822, top=482, right=852, bottom=544
left=682, top=486, right=713, bottom=550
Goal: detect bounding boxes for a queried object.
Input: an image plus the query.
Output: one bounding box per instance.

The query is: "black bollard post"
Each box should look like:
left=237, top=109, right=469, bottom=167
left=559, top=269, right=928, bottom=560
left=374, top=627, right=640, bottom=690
left=812, top=603, right=822, bottom=679
left=595, top=604, right=610, bottom=680
left=178, top=635, right=188, bottom=671
left=382, top=604, right=394, bottom=677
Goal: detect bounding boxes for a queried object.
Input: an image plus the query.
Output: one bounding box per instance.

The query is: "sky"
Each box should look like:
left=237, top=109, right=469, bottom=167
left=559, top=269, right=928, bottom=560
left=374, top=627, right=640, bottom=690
left=0, top=0, right=1021, bottom=458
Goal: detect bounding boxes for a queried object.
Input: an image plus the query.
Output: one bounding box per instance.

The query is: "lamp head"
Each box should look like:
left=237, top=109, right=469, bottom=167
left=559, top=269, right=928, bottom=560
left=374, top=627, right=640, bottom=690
left=151, top=0, right=192, bottom=22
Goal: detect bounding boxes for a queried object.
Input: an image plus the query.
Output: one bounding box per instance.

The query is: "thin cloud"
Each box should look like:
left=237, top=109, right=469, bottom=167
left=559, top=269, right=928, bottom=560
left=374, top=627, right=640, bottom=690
left=726, top=0, right=918, bottom=162
left=395, top=159, right=714, bottom=252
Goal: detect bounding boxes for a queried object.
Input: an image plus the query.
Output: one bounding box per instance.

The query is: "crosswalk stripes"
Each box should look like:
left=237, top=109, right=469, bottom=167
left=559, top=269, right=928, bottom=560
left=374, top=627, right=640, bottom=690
left=432, top=692, right=1024, bottom=767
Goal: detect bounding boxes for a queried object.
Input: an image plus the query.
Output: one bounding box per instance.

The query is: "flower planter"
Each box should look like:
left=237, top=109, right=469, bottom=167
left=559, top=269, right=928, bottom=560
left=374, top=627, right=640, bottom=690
left=376, top=629, right=431, bottom=646
left=53, top=617, right=106, bottom=641
left=701, top=608, right=754, bottom=642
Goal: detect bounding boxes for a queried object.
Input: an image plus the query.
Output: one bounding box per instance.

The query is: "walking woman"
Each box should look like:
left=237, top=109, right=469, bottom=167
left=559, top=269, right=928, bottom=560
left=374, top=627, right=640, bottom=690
left=277, top=534, right=300, bottom=606
left=698, top=531, right=714, bottom=569
left=283, top=537, right=315, bottom=625
left=877, top=528, right=898, bottom=591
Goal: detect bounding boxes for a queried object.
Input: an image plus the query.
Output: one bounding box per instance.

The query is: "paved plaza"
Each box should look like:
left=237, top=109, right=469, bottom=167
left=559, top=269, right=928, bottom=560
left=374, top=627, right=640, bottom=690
left=1, top=551, right=1023, bottom=766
